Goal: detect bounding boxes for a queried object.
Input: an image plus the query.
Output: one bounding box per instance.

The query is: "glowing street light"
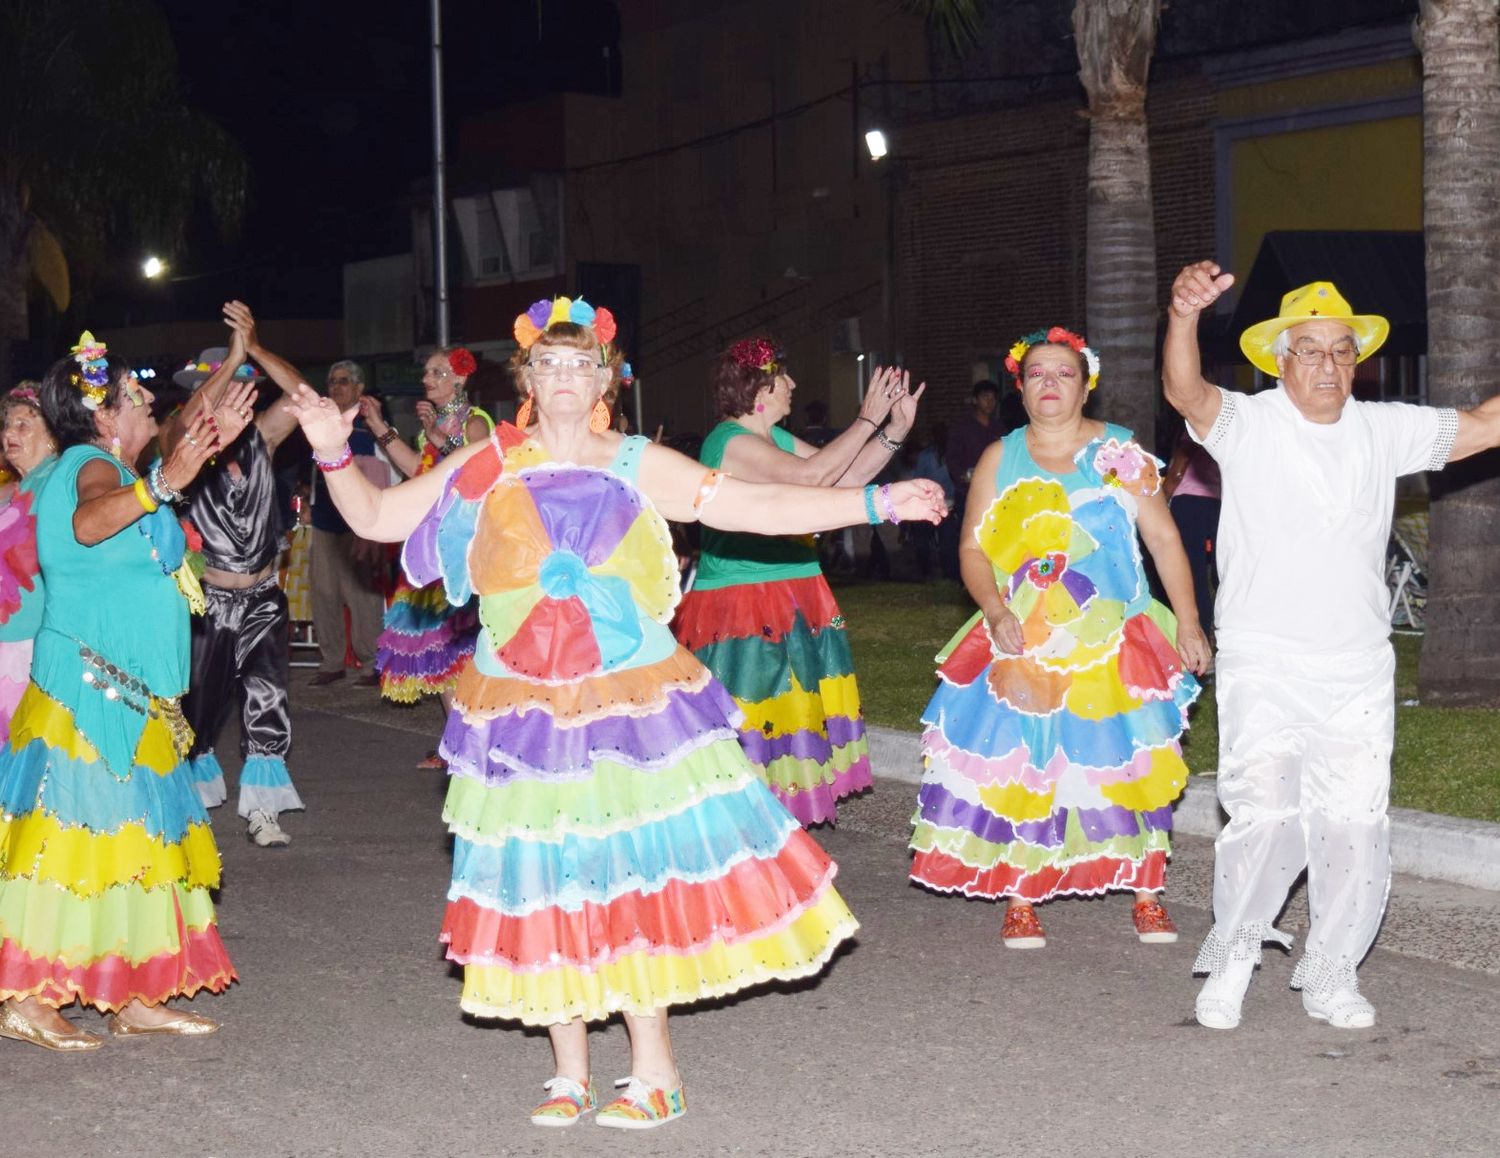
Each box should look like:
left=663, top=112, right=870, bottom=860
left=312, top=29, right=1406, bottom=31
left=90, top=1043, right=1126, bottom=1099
left=864, top=129, right=888, bottom=161
left=142, top=256, right=166, bottom=279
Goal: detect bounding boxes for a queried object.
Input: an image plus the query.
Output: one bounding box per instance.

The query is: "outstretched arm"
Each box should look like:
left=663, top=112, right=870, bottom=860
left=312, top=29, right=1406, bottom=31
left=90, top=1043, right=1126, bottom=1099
left=1164, top=261, right=1235, bottom=440
left=1449, top=393, right=1500, bottom=462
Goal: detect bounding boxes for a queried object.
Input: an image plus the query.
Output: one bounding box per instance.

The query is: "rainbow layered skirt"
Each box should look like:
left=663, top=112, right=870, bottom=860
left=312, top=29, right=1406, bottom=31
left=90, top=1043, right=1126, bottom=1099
left=0, top=642, right=234, bottom=1010
left=412, top=429, right=858, bottom=1025
left=376, top=574, right=479, bottom=702
left=673, top=576, right=872, bottom=826
left=911, top=442, right=1199, bottom=903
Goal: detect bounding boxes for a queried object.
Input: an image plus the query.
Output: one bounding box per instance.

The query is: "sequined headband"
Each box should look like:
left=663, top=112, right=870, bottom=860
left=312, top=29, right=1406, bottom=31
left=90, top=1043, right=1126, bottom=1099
left=512, top=296, right=618, bottom=357
left=728, top=338, right=783, bottom=376
left=1004, top=326, right=1101, bottom=392
left=70, top=331, right=110, bottom=410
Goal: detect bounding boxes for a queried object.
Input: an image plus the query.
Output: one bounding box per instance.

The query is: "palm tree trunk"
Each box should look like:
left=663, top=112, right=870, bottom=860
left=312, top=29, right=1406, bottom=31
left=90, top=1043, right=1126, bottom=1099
left=1074, top=0, right=1161, bottom=450
left=1416, top=0, right=1500, bottom=706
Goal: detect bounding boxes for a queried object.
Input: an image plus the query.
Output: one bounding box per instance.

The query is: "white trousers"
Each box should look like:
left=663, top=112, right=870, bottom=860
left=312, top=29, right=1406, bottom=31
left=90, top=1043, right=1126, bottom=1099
left=1194, top=644, right=1395, bottom=995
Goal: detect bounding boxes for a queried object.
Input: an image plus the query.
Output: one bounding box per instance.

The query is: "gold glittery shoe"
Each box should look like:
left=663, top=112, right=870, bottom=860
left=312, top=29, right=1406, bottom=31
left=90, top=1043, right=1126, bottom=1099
left=0, top=1002, right=105, bottom=1052
left=106, top=1008, right=219, bottom=1037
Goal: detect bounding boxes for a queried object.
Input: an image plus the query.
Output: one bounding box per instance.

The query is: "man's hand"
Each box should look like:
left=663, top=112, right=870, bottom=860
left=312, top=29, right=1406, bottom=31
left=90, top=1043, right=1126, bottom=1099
left=224, top=300, right=260, bottom=355
left=1169, top=262, right=1235, bottom=320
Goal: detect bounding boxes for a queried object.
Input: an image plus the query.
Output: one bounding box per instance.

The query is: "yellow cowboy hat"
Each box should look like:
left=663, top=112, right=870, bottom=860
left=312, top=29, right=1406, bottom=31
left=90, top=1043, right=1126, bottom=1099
left=1239, top=281, right=1389, bottom=377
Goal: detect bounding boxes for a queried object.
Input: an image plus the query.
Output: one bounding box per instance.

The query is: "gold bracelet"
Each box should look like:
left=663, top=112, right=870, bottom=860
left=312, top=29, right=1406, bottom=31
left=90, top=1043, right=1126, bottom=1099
left=133, top=477, right=159, bottom=513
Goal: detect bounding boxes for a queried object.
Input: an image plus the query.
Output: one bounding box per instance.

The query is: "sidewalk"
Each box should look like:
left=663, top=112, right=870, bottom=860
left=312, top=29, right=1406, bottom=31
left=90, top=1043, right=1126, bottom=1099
left=5, top=690, right=1498, bottom=1157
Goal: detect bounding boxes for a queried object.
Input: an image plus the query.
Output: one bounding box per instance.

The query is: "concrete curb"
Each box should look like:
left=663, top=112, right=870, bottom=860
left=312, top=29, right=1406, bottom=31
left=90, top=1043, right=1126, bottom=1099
left=866, top=723, right=1500, bottom=892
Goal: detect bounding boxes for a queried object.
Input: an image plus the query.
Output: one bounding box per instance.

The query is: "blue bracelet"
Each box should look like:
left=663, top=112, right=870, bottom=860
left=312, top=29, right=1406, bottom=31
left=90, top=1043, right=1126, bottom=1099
left=863, top=484, right=881, bottom=525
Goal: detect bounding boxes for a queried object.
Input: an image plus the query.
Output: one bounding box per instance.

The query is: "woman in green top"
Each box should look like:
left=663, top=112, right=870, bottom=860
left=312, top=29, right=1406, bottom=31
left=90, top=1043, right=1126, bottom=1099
left=672, top=337, right=926, bottom=825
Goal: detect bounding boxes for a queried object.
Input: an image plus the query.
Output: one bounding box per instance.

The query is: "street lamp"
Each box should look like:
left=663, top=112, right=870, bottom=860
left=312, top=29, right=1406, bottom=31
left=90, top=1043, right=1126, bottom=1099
left=864, top=129, right=888, bottom=162
left=142, top=255, right=166, bottom=279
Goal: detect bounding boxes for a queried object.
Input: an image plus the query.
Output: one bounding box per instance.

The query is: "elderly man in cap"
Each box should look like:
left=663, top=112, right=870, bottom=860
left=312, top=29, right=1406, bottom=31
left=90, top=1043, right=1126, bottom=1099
left=1164, top=261, right=1500, bottom=1031
left=167, top=303, right=306, bottom=847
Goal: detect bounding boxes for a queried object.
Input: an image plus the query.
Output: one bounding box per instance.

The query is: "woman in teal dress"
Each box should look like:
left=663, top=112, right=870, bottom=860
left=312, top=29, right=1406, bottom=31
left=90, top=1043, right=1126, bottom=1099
left=0, top=334, right=254, bottom=1051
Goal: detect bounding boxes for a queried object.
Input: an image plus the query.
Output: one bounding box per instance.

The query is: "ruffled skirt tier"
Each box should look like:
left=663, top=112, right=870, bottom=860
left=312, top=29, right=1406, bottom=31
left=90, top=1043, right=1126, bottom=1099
left=673, top=575, right=871, bottom=826
left=376, top=576, right=479, bottom=702
left=438, top=646, right=858, bottom=1026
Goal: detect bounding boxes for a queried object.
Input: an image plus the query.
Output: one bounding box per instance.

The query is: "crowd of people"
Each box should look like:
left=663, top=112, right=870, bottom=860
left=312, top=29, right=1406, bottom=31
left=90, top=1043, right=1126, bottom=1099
left=1, top=261, right=1498, bottom=1129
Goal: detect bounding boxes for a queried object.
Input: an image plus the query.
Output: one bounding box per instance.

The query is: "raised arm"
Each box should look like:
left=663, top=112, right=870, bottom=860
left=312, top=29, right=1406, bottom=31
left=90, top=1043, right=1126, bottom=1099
left=1449, top=392, right=1500, bottom=462
left=638, top=439, right=945, bottom=530
left=1164, top=261, right=1235, bottom=440
left=223, top=301, right=305, bottom=453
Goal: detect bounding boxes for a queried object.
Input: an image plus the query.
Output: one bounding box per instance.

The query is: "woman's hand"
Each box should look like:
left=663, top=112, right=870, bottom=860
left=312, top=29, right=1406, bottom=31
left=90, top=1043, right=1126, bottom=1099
left=887, top=379, right=926, bottom=440
left=159, top=409, right=231, bottom=493
left=415, top=400, right=439, bottom=437
left=204, top=378, right=258, bottom=449
left=1175, top=620, right=1213, bottom=675
left=223, top=300, right=260, bottom=354
left=983, top=605, right=1024, bottom=656
left=884, top=478, right=947, bottom=525
left=357, top=394, right=390, bottom=436
left=283, top=381, right=357, bottom=456
left=857, top=366, right=906, bottom=427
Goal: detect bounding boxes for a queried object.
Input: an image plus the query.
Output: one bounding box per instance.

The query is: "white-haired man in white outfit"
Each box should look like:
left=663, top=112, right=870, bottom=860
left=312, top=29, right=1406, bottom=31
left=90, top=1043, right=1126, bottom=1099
left=1163, top=260, right=1500, bottom=1030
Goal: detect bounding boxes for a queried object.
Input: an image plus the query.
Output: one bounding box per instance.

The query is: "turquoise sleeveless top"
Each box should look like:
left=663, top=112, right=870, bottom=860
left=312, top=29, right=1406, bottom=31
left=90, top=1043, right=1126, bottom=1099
left=693, top=421, right=820, bottom=591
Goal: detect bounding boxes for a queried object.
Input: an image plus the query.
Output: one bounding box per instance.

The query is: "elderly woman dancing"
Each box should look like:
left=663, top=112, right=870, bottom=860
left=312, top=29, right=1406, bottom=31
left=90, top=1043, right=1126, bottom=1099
left=910, top=328, right=1210, bottom=948
left=285, top=297, right=945, bottom=1128
left=0, top=334, right=254, bottom=1050
left=672, top=338, right=923, bottom=826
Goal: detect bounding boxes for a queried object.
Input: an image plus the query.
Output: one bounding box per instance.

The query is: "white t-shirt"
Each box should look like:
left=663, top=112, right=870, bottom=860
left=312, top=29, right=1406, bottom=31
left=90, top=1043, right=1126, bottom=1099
left=1191, top=385, right=1458, bottom=654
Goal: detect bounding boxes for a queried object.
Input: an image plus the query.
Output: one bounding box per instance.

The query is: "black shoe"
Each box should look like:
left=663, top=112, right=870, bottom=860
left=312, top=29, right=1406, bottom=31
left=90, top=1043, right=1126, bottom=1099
left=309, top=670, right=345, bottom=687
left=353, top=670, right=380, bottom=688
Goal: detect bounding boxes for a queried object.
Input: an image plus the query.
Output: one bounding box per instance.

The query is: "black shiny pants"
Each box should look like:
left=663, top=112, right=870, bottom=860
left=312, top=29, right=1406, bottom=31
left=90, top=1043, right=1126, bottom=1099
left=185, top=575, right=291, bottom=760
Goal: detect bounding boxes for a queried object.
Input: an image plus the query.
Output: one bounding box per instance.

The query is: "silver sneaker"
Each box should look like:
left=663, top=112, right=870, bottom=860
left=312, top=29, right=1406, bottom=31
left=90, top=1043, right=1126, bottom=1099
left=246, top=809, right=290, bottom=848
left=1302, top=986, right=1375, bottom=1028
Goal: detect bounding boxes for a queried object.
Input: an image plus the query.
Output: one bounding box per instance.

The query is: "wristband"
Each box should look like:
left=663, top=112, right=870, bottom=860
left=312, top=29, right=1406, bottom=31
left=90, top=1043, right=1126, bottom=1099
left=133, top=478, right=158, bottom=513
left=863, top=484, right=881, bottom=525
left=878, top=483, right=901, bottom=525
left=855, top=416, right=879, bottom=430
left=877, top=430, right=904, bottom=453
left=313, top=444, right=354, bottom=472
left=375, top=428, right=398, bottom=448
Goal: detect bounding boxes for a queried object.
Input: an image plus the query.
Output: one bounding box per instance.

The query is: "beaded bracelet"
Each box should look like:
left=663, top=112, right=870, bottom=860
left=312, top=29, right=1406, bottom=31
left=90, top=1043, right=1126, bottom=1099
left=375, top=428, right=399, bottom=448
left=313, top=444, right=354, bottom=472
left=133, top=477, right=158, bottom=513
left=878, top=483, right=901, bottom=524
left=148, top=463, right=184, bottom=505
left=862, top=484, right=881, bottom=525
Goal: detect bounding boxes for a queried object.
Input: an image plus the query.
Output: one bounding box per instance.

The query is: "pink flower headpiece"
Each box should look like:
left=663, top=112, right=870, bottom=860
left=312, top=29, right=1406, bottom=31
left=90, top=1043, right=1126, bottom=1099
left=728, top=338, right=783, bottom=376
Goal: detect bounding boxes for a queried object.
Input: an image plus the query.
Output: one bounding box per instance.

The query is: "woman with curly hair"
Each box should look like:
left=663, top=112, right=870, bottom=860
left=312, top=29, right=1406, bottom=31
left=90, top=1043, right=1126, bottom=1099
left=672, top=338, right=923, bottom=826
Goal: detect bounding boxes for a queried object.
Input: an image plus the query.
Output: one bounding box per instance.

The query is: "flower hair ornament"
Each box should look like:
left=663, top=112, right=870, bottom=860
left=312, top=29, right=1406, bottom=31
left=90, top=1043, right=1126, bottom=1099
left=70, top=331, right=111, bottom=410
left=728, top=338, right=783, bottom=376
left=512, top=296, right=618, bottom=357
left=448, top=347, right=478, bottom=377
left=1004, top=326, right=1101, bottom=392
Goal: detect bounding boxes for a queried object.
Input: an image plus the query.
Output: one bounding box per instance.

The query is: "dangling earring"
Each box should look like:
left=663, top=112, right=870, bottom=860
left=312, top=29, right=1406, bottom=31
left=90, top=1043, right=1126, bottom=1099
left=514, top=396, right=533, bottom=428
left=109, top=435, right=122, bottom=460
left=589, top=398, right=611, bottom=434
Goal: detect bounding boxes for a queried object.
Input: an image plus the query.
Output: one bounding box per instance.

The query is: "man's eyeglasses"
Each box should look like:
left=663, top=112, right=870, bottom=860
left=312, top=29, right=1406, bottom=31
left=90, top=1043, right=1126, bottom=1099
left=1288, top=342, right=1359, bottom=367
left=529, top=356, right=603, bottom=377
left=327, top=375, right=356, bottom=386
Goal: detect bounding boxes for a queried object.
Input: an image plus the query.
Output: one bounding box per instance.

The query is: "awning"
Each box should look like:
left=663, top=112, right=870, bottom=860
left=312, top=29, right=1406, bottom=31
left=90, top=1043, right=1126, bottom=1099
left=1225, top=230, right=1426, bottom=360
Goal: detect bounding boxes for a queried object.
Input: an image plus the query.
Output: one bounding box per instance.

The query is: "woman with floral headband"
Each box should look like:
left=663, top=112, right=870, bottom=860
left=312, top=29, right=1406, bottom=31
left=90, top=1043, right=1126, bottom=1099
left=361, top=347, right=492, bottom=761
left=909, top=327, right=1211, bottom=948
left=282, top=295, right=945, bottom=1128
left=672, top=338, right=924, bottom=826
left=0, top=382, right=59, bottom=746
left=0, top=333, right=255, bottom=1050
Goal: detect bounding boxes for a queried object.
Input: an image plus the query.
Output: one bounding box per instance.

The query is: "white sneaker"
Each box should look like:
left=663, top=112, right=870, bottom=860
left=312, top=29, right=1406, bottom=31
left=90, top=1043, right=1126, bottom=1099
left=1195, top=956, right=1255, bottom=1030
left=1302, top=986, right=1375, bottom=1029
left=247, top=810, right=290, bottom=848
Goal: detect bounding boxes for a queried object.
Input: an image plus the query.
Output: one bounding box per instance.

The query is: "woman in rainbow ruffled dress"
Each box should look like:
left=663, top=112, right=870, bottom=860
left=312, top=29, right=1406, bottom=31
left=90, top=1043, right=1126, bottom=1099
left=672, top=339, right=924, bottom=826
left=909, top=327, right=1212, bottom=949
left=0, top=333, right=254, bottom=1050
left=284, top=296, right=944, bottom=1130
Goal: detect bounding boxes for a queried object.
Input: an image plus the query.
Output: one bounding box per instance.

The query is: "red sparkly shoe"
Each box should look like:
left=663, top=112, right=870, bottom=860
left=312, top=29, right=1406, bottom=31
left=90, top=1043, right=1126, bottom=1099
left=1001, top=903, right=1046, bottom=949
left=1133, top=899, right=1179, bottom=944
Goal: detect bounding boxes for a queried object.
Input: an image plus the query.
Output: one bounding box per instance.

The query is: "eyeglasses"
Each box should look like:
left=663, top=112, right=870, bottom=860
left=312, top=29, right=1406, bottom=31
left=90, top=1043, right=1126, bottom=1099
left=327, top=375, right=355, bottom=386
left=1288, top=341, right=1359, bottom=366
left=529, top=356, right=603, bottom=377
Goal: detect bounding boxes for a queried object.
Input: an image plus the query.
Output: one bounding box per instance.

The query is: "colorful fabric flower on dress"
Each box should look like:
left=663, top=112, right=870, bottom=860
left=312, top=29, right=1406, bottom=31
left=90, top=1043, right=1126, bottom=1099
left=728, top=338, right=783, bottom=376
left=465, top=464, right=679, bottom=681
left=448, top=348, right=478, bottom=377
left=512, top=296, right=618, bottom=356
left=1091, top=439, right=1161, bottom=498
left=69, top=330, right=111, bottom=410
left=1003, top=326, right=1101, bottom=392
left=0, top=491, right=40, bottom=624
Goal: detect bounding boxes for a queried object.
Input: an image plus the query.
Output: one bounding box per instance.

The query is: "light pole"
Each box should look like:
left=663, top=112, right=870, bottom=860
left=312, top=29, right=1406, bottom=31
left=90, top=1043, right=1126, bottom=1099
left=430, top=0, right=451, bottom=347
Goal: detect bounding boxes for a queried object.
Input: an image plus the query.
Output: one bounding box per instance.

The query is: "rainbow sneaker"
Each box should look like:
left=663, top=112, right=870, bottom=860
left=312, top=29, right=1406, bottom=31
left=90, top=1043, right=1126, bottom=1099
left=529, top=1077, right=596, bottom=1127
left=595, top=1076, right=687, bottom=1130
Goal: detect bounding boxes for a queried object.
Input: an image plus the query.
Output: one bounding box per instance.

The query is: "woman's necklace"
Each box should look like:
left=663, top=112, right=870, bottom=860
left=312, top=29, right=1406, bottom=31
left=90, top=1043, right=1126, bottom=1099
left=436, top=390, right=469, bottom=420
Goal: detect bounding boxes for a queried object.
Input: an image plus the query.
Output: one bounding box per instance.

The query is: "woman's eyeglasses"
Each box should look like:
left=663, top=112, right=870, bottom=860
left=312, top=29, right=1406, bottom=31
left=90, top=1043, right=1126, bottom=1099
left=529, top=357, right=603, bottom=377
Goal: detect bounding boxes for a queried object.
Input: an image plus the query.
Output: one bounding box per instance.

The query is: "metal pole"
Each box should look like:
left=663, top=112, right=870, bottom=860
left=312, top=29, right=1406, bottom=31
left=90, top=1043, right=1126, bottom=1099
left=633, top=377, right=644, bottom=437
left=430, top=0, right=450, bottom=347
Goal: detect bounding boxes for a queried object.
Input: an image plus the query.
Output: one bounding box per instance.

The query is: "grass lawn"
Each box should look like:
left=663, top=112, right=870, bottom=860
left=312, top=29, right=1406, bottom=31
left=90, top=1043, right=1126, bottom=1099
left=835, top=579, right=1500, bottom=823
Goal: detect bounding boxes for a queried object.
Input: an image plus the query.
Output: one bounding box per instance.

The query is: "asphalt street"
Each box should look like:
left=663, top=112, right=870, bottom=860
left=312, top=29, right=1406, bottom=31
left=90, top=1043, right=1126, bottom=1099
left=4, top=683, right=1497, bottom=1158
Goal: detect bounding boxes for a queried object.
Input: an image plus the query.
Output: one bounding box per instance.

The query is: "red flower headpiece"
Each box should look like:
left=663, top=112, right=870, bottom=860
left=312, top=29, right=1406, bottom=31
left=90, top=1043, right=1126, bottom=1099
left=728, top=338, right=783, bottom=376
left=449, top=348, right=478, bottom=377
left=1003, top=326, right=1100, bottom=391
